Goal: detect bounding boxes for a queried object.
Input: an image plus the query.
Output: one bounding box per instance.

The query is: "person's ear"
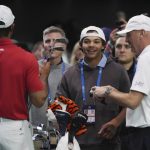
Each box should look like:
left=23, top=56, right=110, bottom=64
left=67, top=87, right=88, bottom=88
left=79, top=41, right=84, bottom=51
left=139, top=30, right=145, bottom=38
left=10, top=23, right=15, bottom=31
left=141, top=30, right=145, bottom=37
left=79, top=41, right=82, bottom=47
left=9, top=23, right=15, bottom=37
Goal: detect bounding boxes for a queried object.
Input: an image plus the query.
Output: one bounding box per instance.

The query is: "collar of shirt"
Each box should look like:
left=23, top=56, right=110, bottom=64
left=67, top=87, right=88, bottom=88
left=138, top=45, right=150, bottom=60
left=0, top=38, right=13, bottom=46
left=82, top=54, right=107, bottom=68
left=143, top=45, right=150, bottom=54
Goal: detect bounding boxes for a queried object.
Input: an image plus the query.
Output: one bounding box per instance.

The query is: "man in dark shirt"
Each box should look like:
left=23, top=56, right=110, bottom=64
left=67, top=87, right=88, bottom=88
left=56, top=26, right=130, bottom=150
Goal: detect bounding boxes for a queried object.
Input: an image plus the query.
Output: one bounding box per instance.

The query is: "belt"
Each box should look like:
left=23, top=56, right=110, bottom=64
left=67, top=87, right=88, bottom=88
left=0, top=117, right=15, bottom=122
left=80, top=144, right=101, bottom=148
left=126, top=127, right=150, bottom=133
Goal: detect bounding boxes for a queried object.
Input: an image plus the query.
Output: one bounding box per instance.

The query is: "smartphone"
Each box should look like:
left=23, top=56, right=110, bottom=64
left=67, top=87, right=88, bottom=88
left=115, top=20, right=125, bottom=30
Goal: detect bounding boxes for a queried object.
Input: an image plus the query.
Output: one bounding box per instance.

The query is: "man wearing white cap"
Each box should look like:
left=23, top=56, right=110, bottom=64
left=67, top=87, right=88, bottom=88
left=91, top=14, right=150, bottom=150
left=56, top=26, right=130, bottom=150
left=0, top=5, right=51, bottom=150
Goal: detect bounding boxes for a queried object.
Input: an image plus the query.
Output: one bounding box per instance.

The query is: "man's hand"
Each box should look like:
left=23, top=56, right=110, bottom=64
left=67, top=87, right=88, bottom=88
left=90, top=86, right=113, bottom=99
left=98, top=121, right=117, bottom=139
left=90, top=86, right=105, bottom=98
left=39, top=59, right=51, bottom=79
left=30, top=60, right=51, bottom=108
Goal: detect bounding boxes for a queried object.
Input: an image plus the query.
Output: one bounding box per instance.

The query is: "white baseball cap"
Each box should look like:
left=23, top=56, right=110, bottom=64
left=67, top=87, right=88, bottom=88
left=0, top=5, right=15, bottom=28
left=117, top=14, right=150, bottom=36
left=80, top=26, right=106, bottom=42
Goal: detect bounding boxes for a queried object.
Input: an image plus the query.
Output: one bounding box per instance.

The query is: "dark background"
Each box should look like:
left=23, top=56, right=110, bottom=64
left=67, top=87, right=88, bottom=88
left=0, top=0, right=150, bottom=53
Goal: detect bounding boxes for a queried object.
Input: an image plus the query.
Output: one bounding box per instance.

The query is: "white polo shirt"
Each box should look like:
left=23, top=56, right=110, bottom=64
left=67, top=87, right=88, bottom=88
left=126, top=45, right=150, bottom=127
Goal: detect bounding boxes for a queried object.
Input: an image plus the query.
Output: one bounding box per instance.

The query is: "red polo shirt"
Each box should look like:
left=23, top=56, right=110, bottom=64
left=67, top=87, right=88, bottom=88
left=0, top=38, right=44, bottom=120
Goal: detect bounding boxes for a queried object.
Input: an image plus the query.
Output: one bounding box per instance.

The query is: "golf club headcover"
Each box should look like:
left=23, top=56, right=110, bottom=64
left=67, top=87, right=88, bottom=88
left=47, top=96, right=88, bottom=136
left=69, top=112, right=88, bottom=140
left=54, top=109, right=71, bottom=136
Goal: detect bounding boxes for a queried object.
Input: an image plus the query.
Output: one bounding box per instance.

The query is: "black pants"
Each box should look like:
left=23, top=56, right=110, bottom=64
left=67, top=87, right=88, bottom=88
left=121, top=127, right=150, bottom=150
left=80, top=143, right=120, bottom=150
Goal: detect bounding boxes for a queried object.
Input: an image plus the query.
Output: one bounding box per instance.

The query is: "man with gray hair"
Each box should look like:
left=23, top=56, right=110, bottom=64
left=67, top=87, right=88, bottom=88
left=91, top=14, right=150, bottom=150
left=30, top=26, right=70, bottom=128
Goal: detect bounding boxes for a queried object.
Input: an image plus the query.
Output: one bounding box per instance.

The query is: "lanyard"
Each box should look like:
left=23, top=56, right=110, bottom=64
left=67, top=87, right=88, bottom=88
left=80, top=61, right=103, bottom=104
left=61, top=62, right=65, bottom=74
left=133, top=62, right=137, bottom=75
left=48, top=62, right=65, bottom=105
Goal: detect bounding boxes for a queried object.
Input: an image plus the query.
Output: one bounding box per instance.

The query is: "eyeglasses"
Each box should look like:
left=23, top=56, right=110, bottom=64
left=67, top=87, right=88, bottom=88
left=115, top=44, right=131, bottom=49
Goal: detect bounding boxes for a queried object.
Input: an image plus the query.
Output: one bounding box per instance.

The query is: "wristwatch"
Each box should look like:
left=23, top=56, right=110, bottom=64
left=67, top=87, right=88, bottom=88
left=104, top=87, right=112, bottom=96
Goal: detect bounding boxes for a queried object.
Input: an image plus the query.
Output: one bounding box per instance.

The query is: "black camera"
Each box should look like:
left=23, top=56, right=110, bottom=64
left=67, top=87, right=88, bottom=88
left=115, top=20, right=125, bottom=30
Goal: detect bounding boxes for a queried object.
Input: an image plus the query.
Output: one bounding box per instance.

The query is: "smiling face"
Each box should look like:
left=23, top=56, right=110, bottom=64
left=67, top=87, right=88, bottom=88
left=81, top=36, right=104, bottom=61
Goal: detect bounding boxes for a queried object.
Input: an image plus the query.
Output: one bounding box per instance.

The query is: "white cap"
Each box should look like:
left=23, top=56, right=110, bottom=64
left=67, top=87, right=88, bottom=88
left=117, top=14, right=150, bottom=36
left=0, top=5, right=15, bottom=28
left=80, top=26, right=106, bottom=42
